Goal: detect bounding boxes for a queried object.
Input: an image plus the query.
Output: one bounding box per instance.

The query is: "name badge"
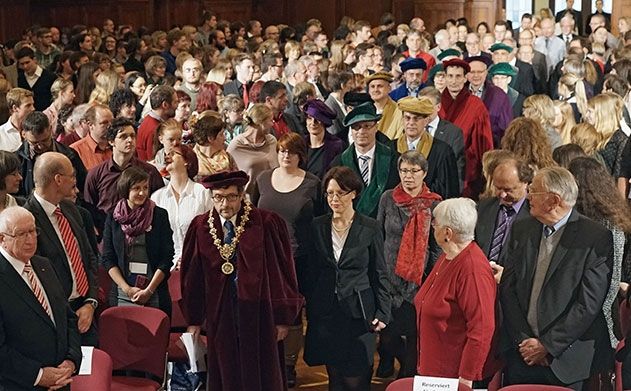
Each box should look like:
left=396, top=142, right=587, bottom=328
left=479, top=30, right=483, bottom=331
left=129, top=262, right=148, bottom=275
left=414, top=376, right=459, bottom=391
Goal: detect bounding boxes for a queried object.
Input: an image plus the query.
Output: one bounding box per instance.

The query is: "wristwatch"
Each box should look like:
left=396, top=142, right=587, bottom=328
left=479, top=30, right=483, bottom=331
left=85, top=299, right=98, bottom=309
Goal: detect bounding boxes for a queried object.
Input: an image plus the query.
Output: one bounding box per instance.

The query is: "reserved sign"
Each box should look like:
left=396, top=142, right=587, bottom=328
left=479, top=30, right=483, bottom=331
left=413, top=376, right=459, bottom=391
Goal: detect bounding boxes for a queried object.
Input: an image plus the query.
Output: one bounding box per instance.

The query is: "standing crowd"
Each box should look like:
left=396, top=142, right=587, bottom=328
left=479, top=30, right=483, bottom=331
left=1, top=2, right=631, bottom=390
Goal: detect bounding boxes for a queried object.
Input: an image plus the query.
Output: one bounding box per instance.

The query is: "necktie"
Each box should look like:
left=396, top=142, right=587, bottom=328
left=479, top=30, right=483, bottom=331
left=488, top=205, right=517, bottom=262
left=358, top=155, right=371, bottom=185
left=426, top=125, right=433, bottom=137
left=242, top=84, right=249, bottom=107
left=23, top=262, right=53, bottom=318
left=545, top=37, right=550, bottom=50
left=224, top=220, right=235, bottom=246
left=54, top=207, right=89, bottom=297
left=544, top=225, right=556, bottom=238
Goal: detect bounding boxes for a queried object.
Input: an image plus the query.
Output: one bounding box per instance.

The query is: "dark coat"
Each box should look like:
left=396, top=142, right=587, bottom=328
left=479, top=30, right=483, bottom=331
left=324, top=94, right=349, bottom=146
left=499, top=210, right=613, bottom=384
left=0, top=254, right=82, bottom=390
left=474, top=197, right=530, bottom=260
left=24, top=197, right=98, bottom=302
left=425, top=138, right=460, bottom=199
left=510, top=60, right=535, bottom=97
left=434, top=119, right=466, bottom=193
left=17, top=68, right=56, bottom=111
left=101, top=206, right=174, bottom=316
left=304, top=132, right=344, bottom=179
left=480, top=80, right=514, bottom=147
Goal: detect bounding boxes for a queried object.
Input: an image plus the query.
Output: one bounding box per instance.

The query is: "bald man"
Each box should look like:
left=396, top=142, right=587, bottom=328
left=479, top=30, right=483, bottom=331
left=0, top=206, right=81, bottom=390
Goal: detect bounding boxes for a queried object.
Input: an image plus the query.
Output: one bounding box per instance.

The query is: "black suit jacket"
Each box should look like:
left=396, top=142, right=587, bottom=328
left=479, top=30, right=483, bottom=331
left=531, top=51, right=549, bottom=94
left=510, top=60, right=535, bottom=97
left=24, top=197, right=98, bottom=303
left=305, top=213, right=391, bottom=324
left=474, top=197, right=530, bottom=260
left=222, top=79, right=245, bottom=97
left=101, top=206, right=174, bottom=315
left=555, top=9, right=584, bottom=36
left=0, top=254, right=81, bottom=390
left=434, top=119, right=465, bottom=193
left=499, top=210, right=613, bottom=384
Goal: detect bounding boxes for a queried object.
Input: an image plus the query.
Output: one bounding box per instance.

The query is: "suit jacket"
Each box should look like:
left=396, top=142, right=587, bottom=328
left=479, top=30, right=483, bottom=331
left=24, top=197, right=98, bottom=303
left=531, top=51, right=549, bottom=94
left=101, top=206, right=174, bottom=315
left=0, top=254, right=82, bottom=390
left=499, top=210, right=613, bottom=384
left=305, top=213, right=391, bottom=324
left=325, top=94, right=349, bottom=147
left=474, top=197, right=530, bottom=260
left=510, top=60, right=535, bottom=97
left=434, top=119, right=466, bottom=193
left=555, top=9, right=584, bottom=36
left=223, top=79, right=245, bottom=98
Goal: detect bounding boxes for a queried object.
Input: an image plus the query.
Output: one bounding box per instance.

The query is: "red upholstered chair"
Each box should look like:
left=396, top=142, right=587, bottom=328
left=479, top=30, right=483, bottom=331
left=620, top=299, right=631, bottom=337
left=385, top=377, right=414, bottom=391
left=616, top=339, right=625, bottom=391
left=99, top=306, right=170, bottom=391
left=71, top=348, right=113, bottom=391
left=498, top=385, right=573, bottom=390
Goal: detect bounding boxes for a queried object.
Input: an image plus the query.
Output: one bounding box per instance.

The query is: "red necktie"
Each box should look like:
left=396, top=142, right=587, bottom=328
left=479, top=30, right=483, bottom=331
left=54, top=207, right=89, bottom=297
left=242, top=83, right=249, bottom=107
left=24, top=262, right=53, bottom=318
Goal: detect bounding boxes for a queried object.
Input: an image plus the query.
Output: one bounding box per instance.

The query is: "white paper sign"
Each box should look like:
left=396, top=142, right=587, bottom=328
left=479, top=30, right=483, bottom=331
left=180, top=332, right=207, bottom=372
left=78, top=346, right=94, bottom=375
left=413, top=375, right=459, bottom=391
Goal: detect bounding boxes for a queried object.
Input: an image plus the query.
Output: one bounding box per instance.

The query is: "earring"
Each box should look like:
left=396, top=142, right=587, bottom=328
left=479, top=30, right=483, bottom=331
left=444, top=238, right=449, bottom=243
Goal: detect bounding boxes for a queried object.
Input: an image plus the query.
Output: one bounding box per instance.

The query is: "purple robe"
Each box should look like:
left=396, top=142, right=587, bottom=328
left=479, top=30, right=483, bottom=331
left=480, top=80, right=513, bottom=148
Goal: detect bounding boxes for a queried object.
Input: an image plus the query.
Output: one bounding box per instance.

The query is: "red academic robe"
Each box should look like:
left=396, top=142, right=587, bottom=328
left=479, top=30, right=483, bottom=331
left=439, top=88, right=493, bottom=200
left=180, top=206, right=304, bottom=391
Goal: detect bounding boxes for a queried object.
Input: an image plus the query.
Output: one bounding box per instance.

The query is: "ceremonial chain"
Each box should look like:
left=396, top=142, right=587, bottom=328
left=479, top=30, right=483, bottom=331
left=208, top=202, right=252, bottom=274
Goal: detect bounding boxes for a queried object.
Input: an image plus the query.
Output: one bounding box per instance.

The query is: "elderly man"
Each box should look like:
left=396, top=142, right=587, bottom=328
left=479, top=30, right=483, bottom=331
left=466, top=55, right=513, bottom=147
left=559, top=15, right=578, bottom=44
left=428, top=29, right=451, bottom=60
left=396, top=97, right=459, bottom=199
left=534, top=18, right=566, bottom=74
left=0, top=206, right=82, bottom=390
left=181, top=170, right=303, bottom=391
left=439, top=59, right=493, bottom=199
left=390, top=58, right=426, bottom=101
left=499, top=167, right=613, bottom=390
left=475, top=157, right=532, bottom=263
left=366, top=72, right=403, bottom=140
left=517, top=29, right=548, bottom=93
left=25, top=152, right=98, bottom=346
left=331, top=102, right=399, bottom=217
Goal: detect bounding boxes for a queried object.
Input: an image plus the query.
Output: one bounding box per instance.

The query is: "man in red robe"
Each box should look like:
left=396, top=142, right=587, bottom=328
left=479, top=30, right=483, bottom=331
left=439, top=58, right=493, bottom=200
left=180, top=170, right=303, bottom=390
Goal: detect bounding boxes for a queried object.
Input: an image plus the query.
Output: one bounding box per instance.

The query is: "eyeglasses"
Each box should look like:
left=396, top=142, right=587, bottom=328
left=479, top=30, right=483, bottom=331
left=399, top=168, right=424, bottom=175
left=527, top=185, right=552, bottom=196
left=2, top=227, right=40, bottom=240
left=325, top=190, right=352, bottom=199
left=212, top=194, right=241, bottom=203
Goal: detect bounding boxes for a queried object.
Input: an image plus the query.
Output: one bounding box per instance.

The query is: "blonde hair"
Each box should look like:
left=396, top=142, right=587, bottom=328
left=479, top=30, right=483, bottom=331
left=553, top=100, right=576, bottom=145
left=522, top=94, right=555, bottom=127
left=571, top=123, right=602, bottom=155
left=588, top=92, right=623, bottom=148
left=329, top=40, right=347, bottom=70
left=284, top=40, right=301, bottom=60
left=50, top=78, right=73, bottom=101
left=243, top=103, right=272, bottom=127
left=6, top=88, right=33, bottom=110
left=89, top=70, right=119, bottom=105
left=558, top=73, right=589, bottom=118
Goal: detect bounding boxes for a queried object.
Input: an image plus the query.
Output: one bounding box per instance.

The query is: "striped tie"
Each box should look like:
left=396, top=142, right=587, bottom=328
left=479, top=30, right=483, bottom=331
left=488, top=205, right=516, bottom=262
left=54, top=207, right=89, bottom=297
left=23, top=262, right=52, bottom=318
left=358, top=155, right=371, bottom=185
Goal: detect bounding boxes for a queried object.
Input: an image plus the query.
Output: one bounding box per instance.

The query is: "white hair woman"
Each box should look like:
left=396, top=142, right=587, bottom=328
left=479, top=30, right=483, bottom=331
left=414, top=197, right=498, bottom=389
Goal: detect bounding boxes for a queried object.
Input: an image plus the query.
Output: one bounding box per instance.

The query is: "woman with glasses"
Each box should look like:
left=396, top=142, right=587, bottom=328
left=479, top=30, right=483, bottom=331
left=252, top=132, right=322, bottom=387
left=304, top=166, right=391, bottom=391
left=101, top=166, right=174, bottom=316
left=374, top=150, right=442, bottom=379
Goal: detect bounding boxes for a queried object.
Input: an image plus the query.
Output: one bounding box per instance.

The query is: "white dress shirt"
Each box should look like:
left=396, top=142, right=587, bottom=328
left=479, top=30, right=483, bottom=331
left=0, top=119, right=22, bottom=152
left=25, top=66, right=43, bottom=88
left=354, top=144, right=376, bottom=184
left=427, top=116, right=440, bottom=137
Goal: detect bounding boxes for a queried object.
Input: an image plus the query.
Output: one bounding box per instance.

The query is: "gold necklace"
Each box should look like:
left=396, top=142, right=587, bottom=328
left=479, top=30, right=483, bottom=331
left=208, top=202, right=253, bottom=275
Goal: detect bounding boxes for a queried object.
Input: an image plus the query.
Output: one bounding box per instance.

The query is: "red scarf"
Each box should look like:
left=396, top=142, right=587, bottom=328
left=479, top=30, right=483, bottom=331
left=440, top=87, right=471, bottom=122
left=392, top=183, right=442, bottom=284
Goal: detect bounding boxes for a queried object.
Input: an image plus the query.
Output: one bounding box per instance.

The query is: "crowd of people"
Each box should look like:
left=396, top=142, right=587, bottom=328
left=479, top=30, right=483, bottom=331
left=1, top=1, right=631, bottom=390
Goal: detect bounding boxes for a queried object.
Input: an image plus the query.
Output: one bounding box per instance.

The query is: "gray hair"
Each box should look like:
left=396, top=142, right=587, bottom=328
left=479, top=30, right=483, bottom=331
left=537, top=166, right=578, bottom=207
left=284, top=61, right=303, bottom=79
left=0, top=206, right=34, bottom=235
left=434, top=29, right=449, bottom=43
left=398, top=150, right=428, bottom=172
left=433, top=198, right=477, bottom=242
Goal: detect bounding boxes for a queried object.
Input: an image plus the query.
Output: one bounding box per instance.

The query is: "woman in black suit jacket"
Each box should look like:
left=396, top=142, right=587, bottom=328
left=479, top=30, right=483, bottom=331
left=303, top=166, right=391, bottom=391
left=101, top=167, right=174, bottom=316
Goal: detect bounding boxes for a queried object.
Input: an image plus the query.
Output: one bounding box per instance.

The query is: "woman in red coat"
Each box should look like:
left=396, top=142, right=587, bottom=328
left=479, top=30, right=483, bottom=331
left=414, top=197, right=497, bottom=390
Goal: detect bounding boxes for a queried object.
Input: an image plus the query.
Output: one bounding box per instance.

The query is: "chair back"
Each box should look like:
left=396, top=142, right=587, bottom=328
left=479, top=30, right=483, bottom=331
left=385, top=377, right=414, bottom=391
left=168, top=270, right=187, bottom=329
left=620, top=299, right=631, bottom=337
left=71, top=348, right=113, bottom=391
left=498, top=385, right=574, bottom=390
left=99, top=306, right=170, bottom=383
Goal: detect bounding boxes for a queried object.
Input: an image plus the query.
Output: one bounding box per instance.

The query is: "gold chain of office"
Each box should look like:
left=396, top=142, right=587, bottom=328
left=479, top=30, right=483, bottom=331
left=208, top=201, right=252, bottom=274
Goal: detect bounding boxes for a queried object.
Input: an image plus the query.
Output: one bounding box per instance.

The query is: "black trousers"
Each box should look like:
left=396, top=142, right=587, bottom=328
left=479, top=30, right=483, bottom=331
left=377, top=301, right=417, bottom=377
left=69, top=298, right=98, bottom=347
left=504, top=349, right=584, bottom=391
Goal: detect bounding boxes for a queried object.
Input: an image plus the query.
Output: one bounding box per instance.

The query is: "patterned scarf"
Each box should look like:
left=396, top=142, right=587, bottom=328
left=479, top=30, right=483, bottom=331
left=113, top=198, right=155, bottom=244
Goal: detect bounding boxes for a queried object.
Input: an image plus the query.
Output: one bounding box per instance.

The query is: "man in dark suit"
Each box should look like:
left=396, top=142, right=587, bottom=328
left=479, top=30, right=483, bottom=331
left=498, top=167, right=612, bottom=390
left=558, top=15, right=578, bottom=45
left=513, top=13, right=533, bottom=43
left=475, top=158, right=532, bottom=262
left=586, top=0, right=611, bottom=35
left=222, top=53, right=255, bottom=106
left=517, top=28, right=548, bottom=93
left=419, top=86, right=465, bottom=193
left=15, top=47, right=56, bottom=112
left=25, top=151, right=99, bottom=346
left=0, top=206, right=82, bottom=390
left=491, top=42, right=535, bottom=97
left=555, top=0, right=583, bottom=36
left=17, top=111, right=88, bottom=197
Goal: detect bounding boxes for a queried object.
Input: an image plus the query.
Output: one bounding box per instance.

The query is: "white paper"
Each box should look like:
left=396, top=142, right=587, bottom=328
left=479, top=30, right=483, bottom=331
left=180, top=332, right=207, bottom=372
left=78, top=346, right=94, bottom=375
left=129, top=262, right=148, bottom=274
left=413, top=375, right=459, bottom=391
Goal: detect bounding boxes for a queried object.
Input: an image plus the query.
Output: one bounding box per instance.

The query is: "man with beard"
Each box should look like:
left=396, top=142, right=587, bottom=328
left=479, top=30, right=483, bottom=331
left=178, top=58, right=202, bottom=111
left=389, top=58, right=426, bottom=101
left=180, top=170, right=303, bottom=391
left=136, top=85, right=177, bottom=161
left=439, top=59, right=493, bottom=199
